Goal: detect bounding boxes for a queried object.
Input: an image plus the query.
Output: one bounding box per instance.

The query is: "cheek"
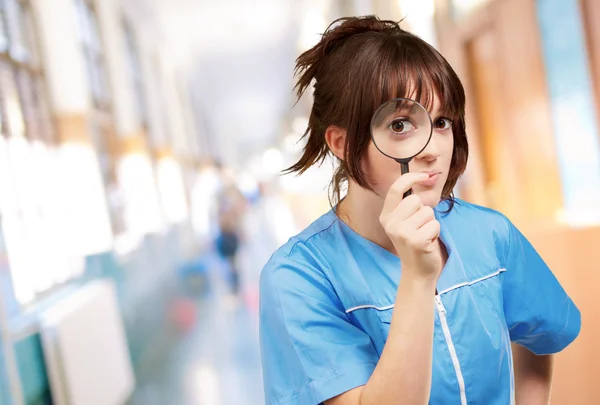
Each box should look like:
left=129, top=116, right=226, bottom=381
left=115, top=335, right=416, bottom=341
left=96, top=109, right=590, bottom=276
left=440, top=134, right=455, bottom=182
left=447, top=134, right=455, bottom=160
left=443, top=136, right=454, bottom=166
left=364, top=143, right=402, bottom=194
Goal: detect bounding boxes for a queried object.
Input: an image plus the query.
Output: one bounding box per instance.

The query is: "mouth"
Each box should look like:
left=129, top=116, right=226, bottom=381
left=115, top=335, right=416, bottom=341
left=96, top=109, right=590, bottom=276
left=420, top=171, right=441, bottom=187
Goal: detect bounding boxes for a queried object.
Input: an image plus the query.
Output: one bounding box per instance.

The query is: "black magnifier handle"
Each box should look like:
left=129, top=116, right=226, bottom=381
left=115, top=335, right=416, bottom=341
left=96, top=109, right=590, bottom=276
left=401, top=161, right=411, bottom=199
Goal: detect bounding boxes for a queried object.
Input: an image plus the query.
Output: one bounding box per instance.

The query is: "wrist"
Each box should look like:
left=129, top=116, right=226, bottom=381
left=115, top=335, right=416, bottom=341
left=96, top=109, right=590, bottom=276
left=399, top=273, right=438, bottom=293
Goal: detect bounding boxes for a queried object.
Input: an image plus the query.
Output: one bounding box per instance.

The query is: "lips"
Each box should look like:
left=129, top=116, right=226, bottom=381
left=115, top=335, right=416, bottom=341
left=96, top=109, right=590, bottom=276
left=420, top=171, right=441, bottom=187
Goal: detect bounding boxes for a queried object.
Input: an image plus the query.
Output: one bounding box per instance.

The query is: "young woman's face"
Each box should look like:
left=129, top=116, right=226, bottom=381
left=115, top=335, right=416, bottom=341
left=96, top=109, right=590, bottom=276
left=364, top=93, right=454, bottom=208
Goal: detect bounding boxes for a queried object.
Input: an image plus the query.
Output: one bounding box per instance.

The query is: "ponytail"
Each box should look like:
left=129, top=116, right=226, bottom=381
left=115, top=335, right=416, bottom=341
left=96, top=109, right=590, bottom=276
left=294, top=16, right=401, bottom=99
left=286, top=16, right=402, bottom=180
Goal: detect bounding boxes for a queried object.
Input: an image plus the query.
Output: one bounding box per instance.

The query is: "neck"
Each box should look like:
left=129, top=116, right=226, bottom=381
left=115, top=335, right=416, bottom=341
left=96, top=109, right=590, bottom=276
left=336, top=182, right=397, bottom=255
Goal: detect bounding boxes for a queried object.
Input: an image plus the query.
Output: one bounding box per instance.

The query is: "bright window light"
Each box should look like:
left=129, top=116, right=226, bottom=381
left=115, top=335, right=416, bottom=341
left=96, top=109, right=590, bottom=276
left=58, top=143, right=113, bottom=256
left=1, top=139, right=94, bottom=305
left=451, top=0, right=490, bottom=18
left=299, top=7, right=327, bottom=51
left=262, top=148, right=283, bottom=175
left=156, top=157, right=189, bottom=224
left=117, top=153, right=163, bottom=237
left=190, top=167, right=221, bottom=242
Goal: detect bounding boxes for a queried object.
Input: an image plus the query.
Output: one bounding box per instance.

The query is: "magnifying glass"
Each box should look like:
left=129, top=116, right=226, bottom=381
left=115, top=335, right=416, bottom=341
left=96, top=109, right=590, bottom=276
left=370, top=98, right=433, bottom=198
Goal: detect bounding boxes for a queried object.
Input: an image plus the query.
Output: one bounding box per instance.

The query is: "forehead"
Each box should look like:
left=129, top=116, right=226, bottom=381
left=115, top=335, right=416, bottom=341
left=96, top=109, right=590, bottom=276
left=375, top=66, right=449, bottom=115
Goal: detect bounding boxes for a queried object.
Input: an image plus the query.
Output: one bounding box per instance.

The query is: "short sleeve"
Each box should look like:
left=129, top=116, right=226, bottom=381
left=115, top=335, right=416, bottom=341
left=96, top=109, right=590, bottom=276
left=259, top=254, right=378, bottom=405
left=501, top=218, right=581, bottom=355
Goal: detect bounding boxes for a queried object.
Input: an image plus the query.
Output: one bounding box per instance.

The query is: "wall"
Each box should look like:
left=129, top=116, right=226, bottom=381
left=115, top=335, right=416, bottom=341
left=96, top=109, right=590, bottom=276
left=0, top=0, right=203, bottom=403
left=434, top=0, right=600, bottom=402
left=11, top=225, right=191, bottom=405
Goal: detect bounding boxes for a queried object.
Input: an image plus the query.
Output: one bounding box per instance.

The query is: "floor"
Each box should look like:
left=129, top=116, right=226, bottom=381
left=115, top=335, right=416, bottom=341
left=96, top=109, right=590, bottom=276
left=129, top=269, right=265, bottom=405
left=128, top=198, right=292, bottom=405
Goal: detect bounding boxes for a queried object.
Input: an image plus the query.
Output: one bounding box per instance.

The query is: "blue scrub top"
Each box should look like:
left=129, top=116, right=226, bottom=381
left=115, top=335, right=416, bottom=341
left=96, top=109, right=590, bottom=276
left=259, top=199, right=581, bottom=405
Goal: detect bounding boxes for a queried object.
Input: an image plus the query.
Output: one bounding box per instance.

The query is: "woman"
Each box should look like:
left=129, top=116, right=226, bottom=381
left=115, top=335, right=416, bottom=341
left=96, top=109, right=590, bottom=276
left=259, top=16, right=580, bottom=405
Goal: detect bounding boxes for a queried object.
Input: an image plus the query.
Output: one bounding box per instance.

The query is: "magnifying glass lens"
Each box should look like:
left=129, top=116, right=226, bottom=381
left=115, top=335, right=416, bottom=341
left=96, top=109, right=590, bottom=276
left=371, top=99, right=432, bottom=161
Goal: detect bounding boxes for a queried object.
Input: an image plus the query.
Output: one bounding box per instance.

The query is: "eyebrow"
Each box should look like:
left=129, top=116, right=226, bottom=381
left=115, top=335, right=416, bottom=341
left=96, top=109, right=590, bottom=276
left=430, top=109, right=454, bottom=118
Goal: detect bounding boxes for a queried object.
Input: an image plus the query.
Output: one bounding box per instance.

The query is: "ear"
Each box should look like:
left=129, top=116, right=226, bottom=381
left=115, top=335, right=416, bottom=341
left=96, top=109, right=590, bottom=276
left=325, top=125, right=347, bottom=160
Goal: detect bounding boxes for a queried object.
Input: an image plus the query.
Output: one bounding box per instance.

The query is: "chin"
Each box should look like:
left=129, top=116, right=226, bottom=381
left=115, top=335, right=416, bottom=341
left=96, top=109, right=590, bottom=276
left=414, top=188, right=443, bottom=208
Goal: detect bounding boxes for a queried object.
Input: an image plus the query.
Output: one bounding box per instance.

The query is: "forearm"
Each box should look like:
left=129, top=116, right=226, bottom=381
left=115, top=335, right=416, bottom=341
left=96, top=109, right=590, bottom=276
left=512, top=343, right=554, bottom=405
left=360, top=275, right=436, bottom=405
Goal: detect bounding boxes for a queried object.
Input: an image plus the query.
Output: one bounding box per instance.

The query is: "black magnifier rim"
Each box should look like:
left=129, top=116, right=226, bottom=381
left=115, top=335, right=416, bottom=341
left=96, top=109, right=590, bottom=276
left=369, top=97, right=434, bottom=164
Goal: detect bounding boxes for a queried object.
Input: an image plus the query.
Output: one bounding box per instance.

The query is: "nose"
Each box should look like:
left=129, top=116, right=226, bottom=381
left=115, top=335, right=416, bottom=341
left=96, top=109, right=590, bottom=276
left=415, top=132, right=442, bottom=162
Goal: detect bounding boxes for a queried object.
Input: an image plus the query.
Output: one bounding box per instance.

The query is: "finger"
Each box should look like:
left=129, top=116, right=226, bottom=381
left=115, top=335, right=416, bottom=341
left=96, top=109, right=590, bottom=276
left=417, top=219, right=441, bottom=243
left=381, top=172, right=430, bottom=217
left=381, top=194, right=421, bottom=227
left=403, top=205, right=436, bottom=230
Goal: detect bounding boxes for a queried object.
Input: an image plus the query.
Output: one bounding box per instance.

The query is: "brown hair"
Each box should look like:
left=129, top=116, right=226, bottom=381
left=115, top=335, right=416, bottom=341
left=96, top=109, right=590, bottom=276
left=285, top=15, right=468, bottom=208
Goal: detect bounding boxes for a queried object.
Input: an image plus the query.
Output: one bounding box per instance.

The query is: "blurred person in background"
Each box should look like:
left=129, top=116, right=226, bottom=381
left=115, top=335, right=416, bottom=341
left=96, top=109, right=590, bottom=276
left=215, top=164, right=248, bottom=295
left=259, top=15, right=581, bottom=405
left=235, top=178, right=298, bottom=310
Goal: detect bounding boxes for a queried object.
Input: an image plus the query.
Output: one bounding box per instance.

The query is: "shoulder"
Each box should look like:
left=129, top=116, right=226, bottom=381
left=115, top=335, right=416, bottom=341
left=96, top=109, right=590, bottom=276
left=440, top=198, right=508, bottom=222
left=260, top=209, right=341, bottom=296
left=440, top=198, right=512, bottom=234
left=438, top=198, right=515, bottom=264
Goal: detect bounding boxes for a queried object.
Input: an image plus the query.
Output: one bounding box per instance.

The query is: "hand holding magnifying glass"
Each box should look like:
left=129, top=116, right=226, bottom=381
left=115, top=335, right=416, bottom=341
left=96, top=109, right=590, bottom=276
left=370, top=98, right=434, bottom=198
left=372, top=98, right=442, bottom=287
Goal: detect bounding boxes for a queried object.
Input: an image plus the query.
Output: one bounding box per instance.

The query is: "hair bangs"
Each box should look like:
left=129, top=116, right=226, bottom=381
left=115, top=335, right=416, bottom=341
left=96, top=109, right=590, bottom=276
left=371, top=35, right=465, bottom=120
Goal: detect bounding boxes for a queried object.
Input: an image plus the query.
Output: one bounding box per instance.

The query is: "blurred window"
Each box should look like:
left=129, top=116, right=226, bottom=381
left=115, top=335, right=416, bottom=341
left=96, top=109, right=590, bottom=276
left=451, top=0, right=492, bottom=20
left=1, top=0, right=54, bottom=144
left=537, top=0, right=600, bottom=225
left=74, top=0, right=127, bottom=237
left=0, top=0, right=86, bottom=309
left=123, top=19, right=148, bottom=129
left=0, top=2, right=8, bottom=52
left=74, top=0, right=110, bottom=111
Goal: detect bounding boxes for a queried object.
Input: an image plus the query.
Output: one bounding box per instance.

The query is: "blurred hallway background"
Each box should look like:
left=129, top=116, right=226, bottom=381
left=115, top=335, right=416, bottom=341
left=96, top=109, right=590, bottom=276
left=0, top=0, right=598, bottom=404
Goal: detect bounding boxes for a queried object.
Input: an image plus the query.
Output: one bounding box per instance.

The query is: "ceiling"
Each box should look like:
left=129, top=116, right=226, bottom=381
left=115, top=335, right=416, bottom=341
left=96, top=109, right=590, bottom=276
left=149, top=0, right=319, bottom=167
left=128, top=0, right=436, bottom=168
